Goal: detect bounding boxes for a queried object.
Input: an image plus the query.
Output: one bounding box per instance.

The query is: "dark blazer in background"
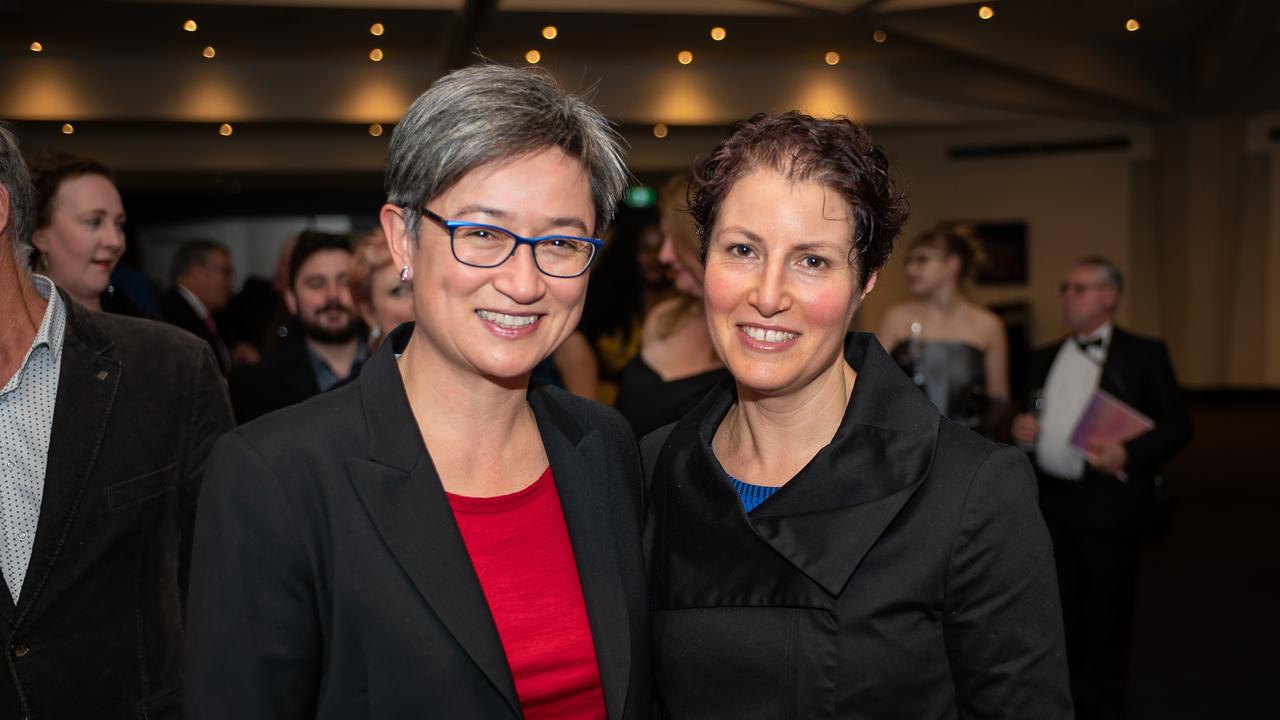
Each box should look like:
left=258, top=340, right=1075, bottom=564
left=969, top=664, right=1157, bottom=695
left=159, top=287, right=230, bottom=375
left=227, top=337, right=321, bottom=424
left=1023, top=326, right=1192, bottom=535
left=185, top=324, right=650, bottom=720
left=642, top=333, right=1072, bottom=720
left=1, top=295, right=233, bottom=720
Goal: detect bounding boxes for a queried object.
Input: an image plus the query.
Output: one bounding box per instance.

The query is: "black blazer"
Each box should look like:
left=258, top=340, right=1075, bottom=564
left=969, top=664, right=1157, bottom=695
left=1023, top=326, right=1192, bottom=534
left=159, top=287, right=230, bottom=375
left=227, top=337, right=321, bottom=424
left=1, top=294, right=232, bottom=719
left=642, top=333, right=1072, bottom=720
left=185, top=324, right=650, bottom=720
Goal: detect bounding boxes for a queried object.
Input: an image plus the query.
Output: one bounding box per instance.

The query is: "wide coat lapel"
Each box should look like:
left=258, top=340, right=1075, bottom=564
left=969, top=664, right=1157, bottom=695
left=652, top=333, right=940, bottom=601
left=530, top=387, right=632, bottom=720
left=346, top=328, right=521, bottom=716
left=8, top=299, right=120, bottom=626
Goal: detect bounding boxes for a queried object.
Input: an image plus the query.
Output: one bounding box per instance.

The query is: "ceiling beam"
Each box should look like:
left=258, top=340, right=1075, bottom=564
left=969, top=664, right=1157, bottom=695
left=1192, top=0, right=1280, bottom=111
left=443, top=0, right=497, bottom=70
left=876, top=17, right=1174, bottom=121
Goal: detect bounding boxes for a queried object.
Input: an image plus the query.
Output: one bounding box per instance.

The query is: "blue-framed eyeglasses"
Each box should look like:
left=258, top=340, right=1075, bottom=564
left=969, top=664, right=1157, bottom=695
left=419, top=208, right=602, bottom=279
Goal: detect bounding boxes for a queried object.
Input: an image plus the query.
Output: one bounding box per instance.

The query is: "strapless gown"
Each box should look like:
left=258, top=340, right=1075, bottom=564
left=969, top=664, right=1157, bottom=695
left=890, top=340, right=988, bottom=433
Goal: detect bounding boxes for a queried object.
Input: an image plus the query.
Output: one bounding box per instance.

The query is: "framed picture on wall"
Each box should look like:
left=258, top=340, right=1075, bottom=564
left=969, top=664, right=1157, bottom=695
left=953, top=221, right=1028, bottom=285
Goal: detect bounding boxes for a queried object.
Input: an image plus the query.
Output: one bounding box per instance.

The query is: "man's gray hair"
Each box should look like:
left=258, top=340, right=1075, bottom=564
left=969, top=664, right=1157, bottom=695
left=385, top=64, right=628, bottom=241
left=1075, top=255, right=1124, bottom=294
left=171, top=238, right=229, bottom=285
left=0, top=123, right=36, bottom=269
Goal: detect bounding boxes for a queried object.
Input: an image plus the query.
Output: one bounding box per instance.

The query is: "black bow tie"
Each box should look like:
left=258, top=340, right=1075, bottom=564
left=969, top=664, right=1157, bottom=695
left=1075, top=336, right=1104, bottom=352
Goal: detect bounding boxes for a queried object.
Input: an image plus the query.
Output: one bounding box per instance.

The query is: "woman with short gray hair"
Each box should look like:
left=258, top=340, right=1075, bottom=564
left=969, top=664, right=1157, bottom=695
left=186, top=64, right=649, bottom=720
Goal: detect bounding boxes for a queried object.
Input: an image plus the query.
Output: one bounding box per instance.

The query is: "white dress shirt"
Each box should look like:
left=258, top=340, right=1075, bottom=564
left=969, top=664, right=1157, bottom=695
left=0, top=275, right=66, bottom=602
left=1035, top=322, right=1112, bottom=480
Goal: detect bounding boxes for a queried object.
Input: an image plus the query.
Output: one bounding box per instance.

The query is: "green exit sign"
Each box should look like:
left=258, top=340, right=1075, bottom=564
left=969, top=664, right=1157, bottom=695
left=624, top=186, right=656, bottom=208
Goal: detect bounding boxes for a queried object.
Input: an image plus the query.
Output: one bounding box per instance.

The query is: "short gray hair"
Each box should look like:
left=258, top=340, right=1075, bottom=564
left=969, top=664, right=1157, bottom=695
left=0, top=123, right=36, bottom=269
left=1075, top=255, right=1124, bottom=294
left=385, top=64, right=628, bottom=241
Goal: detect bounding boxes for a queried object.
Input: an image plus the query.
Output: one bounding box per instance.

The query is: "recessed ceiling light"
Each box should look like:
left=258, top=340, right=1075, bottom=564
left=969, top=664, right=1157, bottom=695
left=202, top=46, right=216, bottom=59
left=525, top=49, right=541, bottom=64
left=368, top=123, right=384, bottom=137
left=29, top=41, right=43, bottom=52
left=872, top=30, right=887, bottom=44
left=653, top=123, right=669, bottom=139
left=370, top=23, right=384, bottom=37
left=825, top=51, right=840, bottom=66
left=677, top=50, right=693, bottom=65
left=1126, top=18, right=1141, bottom=32
left=710, top=27, right=726, bottom=42
left=61, top=123, right=74, bottom=135
left=369, top=48, right=384, bottom=62
left=978, top=5, right=994, bottom=20
left=542, top=25, right=558, bottom=40
left=183, top=19, right=198, bottom=32
left=218, top=123, right=233, bottom=137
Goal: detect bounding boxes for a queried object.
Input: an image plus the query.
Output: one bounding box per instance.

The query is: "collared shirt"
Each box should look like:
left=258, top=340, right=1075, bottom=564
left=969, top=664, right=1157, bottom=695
left=176, top=283, right=210, bottom=321
left=307, top=342, right=367, bottom=393
left=0, top=275, right=67, bottom=602
left=1035, top=322, right=1112, bottom=479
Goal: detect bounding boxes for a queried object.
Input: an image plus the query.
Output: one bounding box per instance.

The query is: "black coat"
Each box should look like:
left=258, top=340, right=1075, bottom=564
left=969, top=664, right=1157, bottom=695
left=227, top=337, right=321, bottom=424
left=1024, top=326, right=1192, bottom=535
left=642, top=333, right=1072, bottom=720
left=185, top=324, right=651, bottom=720
left=1, top=293, right=232, bottom=719
left=159, top=288, right=230, bottom=375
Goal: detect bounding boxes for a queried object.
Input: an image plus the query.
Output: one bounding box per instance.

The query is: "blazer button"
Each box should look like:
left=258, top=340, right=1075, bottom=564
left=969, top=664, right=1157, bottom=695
left=13, top=644, right=29, bottom=657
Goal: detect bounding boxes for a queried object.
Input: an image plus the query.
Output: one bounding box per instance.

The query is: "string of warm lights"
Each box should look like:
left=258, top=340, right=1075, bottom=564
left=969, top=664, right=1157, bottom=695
left=19, top=8, right=1150, bottom=140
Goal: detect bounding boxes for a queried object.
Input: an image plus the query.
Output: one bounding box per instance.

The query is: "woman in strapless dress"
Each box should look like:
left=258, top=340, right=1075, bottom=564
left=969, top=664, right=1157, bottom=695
left=877, top=225, right=1009, bottom=435
left=615, top=176, right=727, bottom=438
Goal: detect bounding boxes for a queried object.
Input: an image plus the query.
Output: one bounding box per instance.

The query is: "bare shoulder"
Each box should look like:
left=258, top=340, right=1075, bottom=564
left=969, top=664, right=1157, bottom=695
left=969, top=304, right=1006, bottom=344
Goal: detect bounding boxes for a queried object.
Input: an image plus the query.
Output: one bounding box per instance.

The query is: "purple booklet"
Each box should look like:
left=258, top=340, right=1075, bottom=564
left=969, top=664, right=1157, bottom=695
left=1069, top=390, right=1155, bottom=454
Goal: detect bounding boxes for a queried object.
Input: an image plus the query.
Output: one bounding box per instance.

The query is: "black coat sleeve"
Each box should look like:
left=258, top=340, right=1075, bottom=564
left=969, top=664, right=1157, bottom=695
left=176, top=343, right=234, bottom=608
left=943, top=446, right=1074, bottom=720
left=1123, top=340, right=1192, bottom=476
left=184, top=431, right=322, bottom=720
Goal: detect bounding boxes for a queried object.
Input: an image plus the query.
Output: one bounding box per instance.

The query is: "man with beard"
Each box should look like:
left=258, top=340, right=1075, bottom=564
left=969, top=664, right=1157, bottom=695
left=229, top=231, right=365, bottom=424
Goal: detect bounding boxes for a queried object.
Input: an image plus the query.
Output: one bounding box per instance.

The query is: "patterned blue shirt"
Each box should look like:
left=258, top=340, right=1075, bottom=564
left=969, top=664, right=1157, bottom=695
left=0, top=275, right=66, bottom=602
left=729, top=475, right=780, bottom=514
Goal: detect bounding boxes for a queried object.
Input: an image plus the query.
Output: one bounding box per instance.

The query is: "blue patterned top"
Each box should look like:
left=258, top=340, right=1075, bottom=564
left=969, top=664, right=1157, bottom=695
left=729, top=475, right=780, bottom=513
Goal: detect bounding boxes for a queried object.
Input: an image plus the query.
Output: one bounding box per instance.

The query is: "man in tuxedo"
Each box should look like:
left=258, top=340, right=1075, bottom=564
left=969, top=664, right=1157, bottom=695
left=160, top=239, right=235, bottom=374
left=1012, top=256, right=1192, bottom=720
left=229, top=231, right=365, bottom=424
left=0, top=125, right=232, bottom=717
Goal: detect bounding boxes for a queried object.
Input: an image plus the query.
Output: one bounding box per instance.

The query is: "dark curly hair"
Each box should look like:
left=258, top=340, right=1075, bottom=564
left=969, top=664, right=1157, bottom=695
left=688, top=111, right=908, bottom=289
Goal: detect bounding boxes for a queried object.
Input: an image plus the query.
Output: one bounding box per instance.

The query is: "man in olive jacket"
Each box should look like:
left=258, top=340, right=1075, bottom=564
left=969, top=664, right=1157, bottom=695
left=0, top=124, right=233, bottom=718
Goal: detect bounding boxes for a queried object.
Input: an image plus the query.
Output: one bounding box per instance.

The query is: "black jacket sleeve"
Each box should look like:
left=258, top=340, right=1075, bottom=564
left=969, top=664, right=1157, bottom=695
left=176, top=343, right=234, bottom=607
left=1123, top=340, right=1192, bottom=476
left=943, top=446, right=1074, bottom=720
left=184, top=431, right=322, bottom=720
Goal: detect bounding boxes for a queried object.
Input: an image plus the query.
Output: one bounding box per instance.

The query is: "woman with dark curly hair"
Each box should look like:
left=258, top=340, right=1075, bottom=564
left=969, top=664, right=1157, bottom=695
left=641, top=112, right=1072, bottom=719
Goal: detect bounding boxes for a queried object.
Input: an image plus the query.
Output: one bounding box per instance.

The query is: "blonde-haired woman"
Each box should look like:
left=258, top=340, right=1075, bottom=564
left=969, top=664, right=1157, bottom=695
left=877, top=224, right=1009, bottom=435
left=349, top=227, right=415, bottom=351
left=615, top=176, right=726, bottom=437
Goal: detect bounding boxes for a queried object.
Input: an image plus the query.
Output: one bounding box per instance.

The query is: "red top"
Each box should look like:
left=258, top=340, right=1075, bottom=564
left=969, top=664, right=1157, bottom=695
left=446, top=468, right=607, bottom=720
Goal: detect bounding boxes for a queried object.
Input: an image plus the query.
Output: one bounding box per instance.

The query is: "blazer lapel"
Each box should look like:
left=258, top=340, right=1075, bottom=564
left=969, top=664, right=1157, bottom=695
left=13, top=300, right=120, bottom=623
left=1099, top=328, right=1133, bottom=400
left=347, top=327, right=521, bottom=716
left=531, top=388, right=631, bottom=720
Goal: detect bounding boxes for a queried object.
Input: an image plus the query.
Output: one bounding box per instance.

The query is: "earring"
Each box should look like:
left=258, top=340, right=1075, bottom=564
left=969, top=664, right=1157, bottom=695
left=399, top=265, right=411, bottom=282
